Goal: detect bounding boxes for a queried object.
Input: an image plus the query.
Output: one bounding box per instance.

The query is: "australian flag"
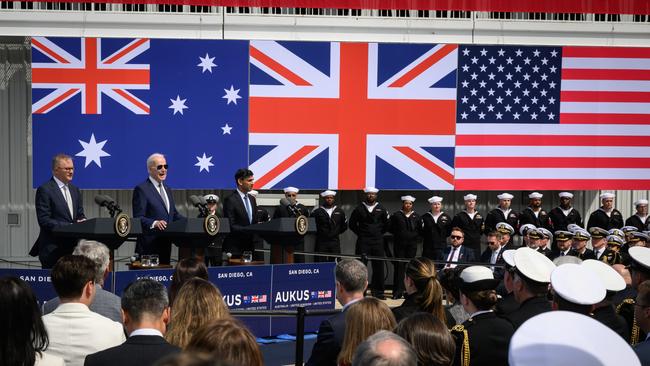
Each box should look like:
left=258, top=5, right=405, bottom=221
left=32, top=37, right=249, bottom=189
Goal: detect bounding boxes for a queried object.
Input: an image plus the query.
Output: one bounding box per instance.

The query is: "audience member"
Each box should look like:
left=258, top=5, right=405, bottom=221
left=550, top=263, right=605, bottom=315
left=351, top=330, right=417, bottom=366
left=43, top=255, right=125, bottom=366
left=582, top=259, right=629, bottom=340
left=44, top=240, right=122, bottom=323
left=0, top=276, right=64, bottom=366
left=307, top=259, right=368, bottom=366
left=494, top=250, right=519, bottom=317
left=154, top=353, right=230, bottom=366
left=392, top=257, right=454, bottom=328
left=169, top=258, right=209, bottom=306
left=186, top=318, right=263, bottom=366
left=166, top=278, right=231, bottom=349
left=338, top=297, right=397, bottom=366
left=85, top=279, right=179, bottom=366
left=438, top=267, right=470, bottom=324
left=395, top=313, right=455, bottom=366
left=634, top=280, right=650, bottom=364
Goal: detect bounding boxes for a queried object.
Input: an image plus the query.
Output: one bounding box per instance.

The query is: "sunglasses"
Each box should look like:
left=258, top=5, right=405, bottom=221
left=156, top=164, right=169, bottom=170
left=451, top=235, right=463, bottom=240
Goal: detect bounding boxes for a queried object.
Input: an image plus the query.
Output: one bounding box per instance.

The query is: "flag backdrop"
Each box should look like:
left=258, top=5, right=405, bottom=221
left=32, top=37, right=249, bottom=189
left=32, top=38, right=650, bottom=190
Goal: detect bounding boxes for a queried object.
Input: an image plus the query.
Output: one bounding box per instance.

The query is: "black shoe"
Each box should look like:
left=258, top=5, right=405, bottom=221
left=392, top=293, right=403, bottom=300
left=373, top=293, right=386, bottom=300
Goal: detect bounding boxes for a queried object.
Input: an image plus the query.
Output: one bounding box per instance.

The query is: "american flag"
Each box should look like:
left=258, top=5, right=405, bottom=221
left=249, top=40, right=457, bottom=190
left=455, top=45, right=650, bottom=190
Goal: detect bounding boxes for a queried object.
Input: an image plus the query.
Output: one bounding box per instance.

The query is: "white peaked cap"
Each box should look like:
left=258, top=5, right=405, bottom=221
left=463, top=193, right=477, bottom=201
left=400, top=195, right=416, bottom=202
left=509, top=311, right=641, bottom=366
left=581, top=259, right=626, bottom=292
left=629, top=246, right=650, bottom=270
left=364, top=187, right=379, bottom=193
left=283, top=187, right=299, bottom=193
left=559, top=192, right=574, bottom=198
left=320, top=190, right=336, bottom=197
left=635, top=199, right=649, bottom=206
left=502, top=250, right=516, bottom=268
left=551, top=263, right=605, bottom=305
left=513, top=247, right=556, bottom=283
left=600, top=192, right=615, bottom=200
left=497, top=192, right=514, bottom=200
left=528, top=192, right=543, bottom=199
left=428, top=196, right=443, bottom=203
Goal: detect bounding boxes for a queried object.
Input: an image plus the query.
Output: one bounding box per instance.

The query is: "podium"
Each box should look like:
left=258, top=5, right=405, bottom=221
left=243, top=217, right=315, bottom=264
left=157, top=217, right=230, bottom=261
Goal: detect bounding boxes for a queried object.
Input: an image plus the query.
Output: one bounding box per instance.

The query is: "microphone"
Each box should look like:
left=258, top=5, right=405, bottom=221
left=189, top=195, right=208, bottom=217
left=280, top=197, right=299, bottom=216
left=95, top=195, right=122, bottom=217
left=279, top=197, right=291, bottom=207
left=94, top=195, right=110, bottom=207
left=189, top=195, right=202, bottom=207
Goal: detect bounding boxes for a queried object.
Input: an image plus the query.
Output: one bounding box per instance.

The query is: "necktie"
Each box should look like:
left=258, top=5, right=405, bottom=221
left=560, top=251, right=565, bottom=256
left=158, top=183, right=169, bottom=212
left=446, top=247, right=457, bottom=268
left=491, top=250, right=498, bottom=265
left=62, top=185, right=74, bottom=219
left=244, top=195, right=253, bottom=223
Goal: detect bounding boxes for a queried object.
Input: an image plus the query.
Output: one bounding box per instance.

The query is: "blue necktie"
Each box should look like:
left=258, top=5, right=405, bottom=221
left=244, top=195, right=252, bottom=223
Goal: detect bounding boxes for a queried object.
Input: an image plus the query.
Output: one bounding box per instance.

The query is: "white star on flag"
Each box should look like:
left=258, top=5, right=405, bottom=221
left=76, top=133, right=110, bottom=168
left=195, top=153, right=214, bottom=172
left=221, top=123, right=232, bottom=135
left=222, top=85, right=242, bottom=105
left=197, top=53, right=217, bottom=73
left=169, top=95, right=188, bottom=115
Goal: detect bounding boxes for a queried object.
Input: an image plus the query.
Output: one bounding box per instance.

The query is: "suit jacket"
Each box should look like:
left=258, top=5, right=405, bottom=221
left=32, top=177, right=86, bottom=268
left=306, top=309, right=346, bottom=366
left=480, top=245, right=509, bottom=265
left=43, top=303, right=125, bottom=366
left=506, top=295, right=552, bottom=330
left=440, top=245, right=477, bottom=268
left=223, top=190, right=259, bottom=255
left=84, top=335, right=180, bottom=366
left=43, top=284, right=122, bottom=323
left=634, top=339, right=650, bottom=365
left=451, top=211, right=484, bottom=254
left=132, top=178, right=183, bottom=257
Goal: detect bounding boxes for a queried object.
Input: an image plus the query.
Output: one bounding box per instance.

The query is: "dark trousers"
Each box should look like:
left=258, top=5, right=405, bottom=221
left=356, top=239, right=385, bottom=295
left=393, top=242, right=417, bottom=296
left=315, top=240, right=341, bottom=262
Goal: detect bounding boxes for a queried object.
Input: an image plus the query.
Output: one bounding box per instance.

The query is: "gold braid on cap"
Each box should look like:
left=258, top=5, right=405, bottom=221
left=451, top=325, right=470, bottom=366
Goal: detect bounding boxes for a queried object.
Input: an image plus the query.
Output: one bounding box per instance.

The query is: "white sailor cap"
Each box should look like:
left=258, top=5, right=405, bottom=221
left=428, top=196, right=443, bottom=204
left=551, top=263, right=605, bottom=305
left=600, top=192, right=615, bottom=200
left=400, top=195, right=416, bottom=203
left=458, top=266, right=500, bottom=292
left=320, top=190, right=336, bottom=197
left=509, top=311, right=641, bottom=366
left=567, top=224, right=581, bottom=233
left=363, top=187, right=379, bottom=193
left=582, top=259, right=626, bottom=293
left=203, top=194, right=219, bottom=203
left=497, top=192, right=514, bottom=200
left=463, top=193, right=477, bottom=201
left=528, top=192, right=543, bottom=199
left=496, top=222, right=515, bottom=235
left=513, top=247, right=556, bottom=284
left=559, top=192, right=574, bottom=198
left=629, top=247, right=650, bottom=273
left=248, top=190, right=259, bottom=197
left=635, top=199, right=649, bottom=206
left=283, top=187, right=299, bottom=194
left=519, top=223, right=537, bottom=236
left=537, top=227, right=552, bottom=240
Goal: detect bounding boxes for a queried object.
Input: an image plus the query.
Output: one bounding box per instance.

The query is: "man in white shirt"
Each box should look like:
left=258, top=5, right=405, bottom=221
left=43, top=255, right=125, bottom=366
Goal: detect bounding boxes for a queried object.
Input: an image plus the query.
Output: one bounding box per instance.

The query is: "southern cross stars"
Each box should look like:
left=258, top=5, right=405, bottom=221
left=76, top=134, right=110, bottom=168
left=197, top=53, right=217, bottom=73
left=195, top=153, right=214, bottom=172
left=222, top=85, right=241, bottom=105
left=169, top=95, right=188, bottom=115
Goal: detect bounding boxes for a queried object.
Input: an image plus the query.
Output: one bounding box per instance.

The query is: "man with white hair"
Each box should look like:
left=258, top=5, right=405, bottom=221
left=626, top=199, right=650, bottom=232
left=352, top=330, right=417, bottom=366
left=420, top=196, right=452, bottom=261
left=519, top=192, right=551, bottom=230
left=484, top=193, right=519, bottom=238
left=274, top=186, right=310, bottom=263
left=549, top=192, right=583, bottom=233
left=43, top=240, right=122, bottom=323
left=132, top=153, right=184, bottom=265
left=587, top=193, right=624, bottom=230
left=451, top=193, right=484, bottom=257
left=311, top=190, right=347, bottom=262
left=389, top=195, right=421, bottom=299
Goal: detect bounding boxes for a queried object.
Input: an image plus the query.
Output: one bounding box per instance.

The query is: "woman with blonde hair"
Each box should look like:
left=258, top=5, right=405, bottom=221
left=186, top=318, right=263, bottom=366
left=392, top=257, right=455, bottom=328
left=165, top=278, right=231, bottom=349
left=337, top=297, right=397, bottom=366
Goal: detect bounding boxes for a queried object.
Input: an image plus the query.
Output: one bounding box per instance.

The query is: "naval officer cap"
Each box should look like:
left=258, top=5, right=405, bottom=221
left=496, top=222, right=515, bottom=235
left=502, top=250, right=516, bottom=269
left=509, top=311, right=641, bottom=366
left=513, top=247, right=556, bottom=284
left=320, top=190, right=336, bottom=197
left=559, top=192, right=574, bottom=198
left=582, top=259, right=626, bottom=293
left=572, top=229, right=591, bottom=241
left=635, top=199, right=649, bottom=206
left=567, top=224, right=581, bottom=233
left=528, top=192, right=543, bottom=199
left=600, top=192, right=615, bottom=200
left=203, top=194, right=219, bottom=204
left=588, top=227, right=609, bottom=239
left=623, top=226, right=639, bottom=233
left=631, top=232, right=650, bottom=243
left=463, top=193, right=477, bottom=201
left=537, top=228, right=552, bottom=240
left=283, top=187, right=299, bottom=194
left=609, top=228, right=625, bottom=239
left=363, top=187, right=379, bottom=194
left=400, top=195, right=416, bottom=203
left=552, top=255, right=582, bottom=267
left=497, top=192, right=514, bottom=200
left=428, top=196, right=443, bottom=204
left=458, top=266, right=500, bottom=292
left=527, top=229, right=542, bottom=240
left=519, top=223, right=537, bottom=236
left=628, top=246, right=650, bottom=275
left=551, top=263, right=605, bottom=305
left=606, top=235, right=625, bottom=247
left=554, top=230, right=573, bottom=241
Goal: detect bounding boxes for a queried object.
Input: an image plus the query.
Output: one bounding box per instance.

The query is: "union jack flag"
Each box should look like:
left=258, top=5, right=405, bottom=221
left=249, top=41, right=457, bottom=190
left=32, top=37, right=150, bottom=115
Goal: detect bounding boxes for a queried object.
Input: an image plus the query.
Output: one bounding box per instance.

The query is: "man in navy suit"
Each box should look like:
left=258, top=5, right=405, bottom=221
left=222, top=168, right=259, bottom=259
left=439, top=227, right=477, bottom=270
left=132, top=153, right=184, bottom=265
left=32, top=153, right=86, bottom=269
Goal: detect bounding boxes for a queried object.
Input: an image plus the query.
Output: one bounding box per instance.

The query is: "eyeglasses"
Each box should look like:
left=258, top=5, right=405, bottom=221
left=451, top=235, right=463, bottom=240
left=156, top=164, right=169, bottom=170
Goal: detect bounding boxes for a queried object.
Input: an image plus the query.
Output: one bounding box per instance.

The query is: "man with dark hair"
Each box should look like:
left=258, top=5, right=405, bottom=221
left=451, top=193, right=483, bottom=256
left=352, top=330, right=417, bottom=366
left=84, top=279, right=179, bottom=366
left=43, top=255, right=124, bottom=366
left=222, top=168, right=259, bottom=259
left=548, top=192, right=583, bottom=233
left=420, top=196, right=452, bottom=261
left=307, top=259, right=368, bottom=366
left=32, top=153, right=86, bottom=268
left=484, top=192, right=519, bottom=237
left=519, top=192, right=551, bottom=230
left=440, top=227, right=477, bottom=269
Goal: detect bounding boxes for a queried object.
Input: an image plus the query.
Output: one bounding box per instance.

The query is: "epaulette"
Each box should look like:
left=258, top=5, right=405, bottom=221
left=617, top=298, right=640, bottom=345
left=617, top=298, right=636, bottom=312
left=451, top=325, right=470, bottom=366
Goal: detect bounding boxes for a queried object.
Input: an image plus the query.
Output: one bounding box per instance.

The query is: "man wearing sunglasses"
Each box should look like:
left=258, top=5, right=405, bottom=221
left=132, top=153, right=184, bottom=265
left=440, top=227, right=476, bottom=270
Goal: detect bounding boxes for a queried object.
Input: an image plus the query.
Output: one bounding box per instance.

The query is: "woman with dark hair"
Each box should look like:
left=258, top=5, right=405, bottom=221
left=395, top=313, right=456, bottom=366
left=450, top=266, right=514, bottom=366
left=169, top=258, right=209, bottom=306
left=391, top=257, right=455, bottom=328
left=0, top=277, right=63, bottom=366
left=186, top=318, right=263, bottom=366
left=438, top=267, right=470, bottom=324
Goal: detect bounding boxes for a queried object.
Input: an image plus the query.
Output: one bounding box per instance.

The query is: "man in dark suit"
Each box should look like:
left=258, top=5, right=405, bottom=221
left=440, top=227, right=477, bottom=270
left=223, top=168, right=259, bottom=259
left=132, top=153, right=184, bottom=265
left=84, top=279, right=179, bottom=366
left=273, top=187, right=310, bottom=263
left=587, top=193, right=624, bottom=231
left=32, top=153, right=86, bottom=269
left=306, top=258, right=367, bottom=366
left=311, top=190, right=347, bottom=263
left=634, top=280, right=650, bottom=363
